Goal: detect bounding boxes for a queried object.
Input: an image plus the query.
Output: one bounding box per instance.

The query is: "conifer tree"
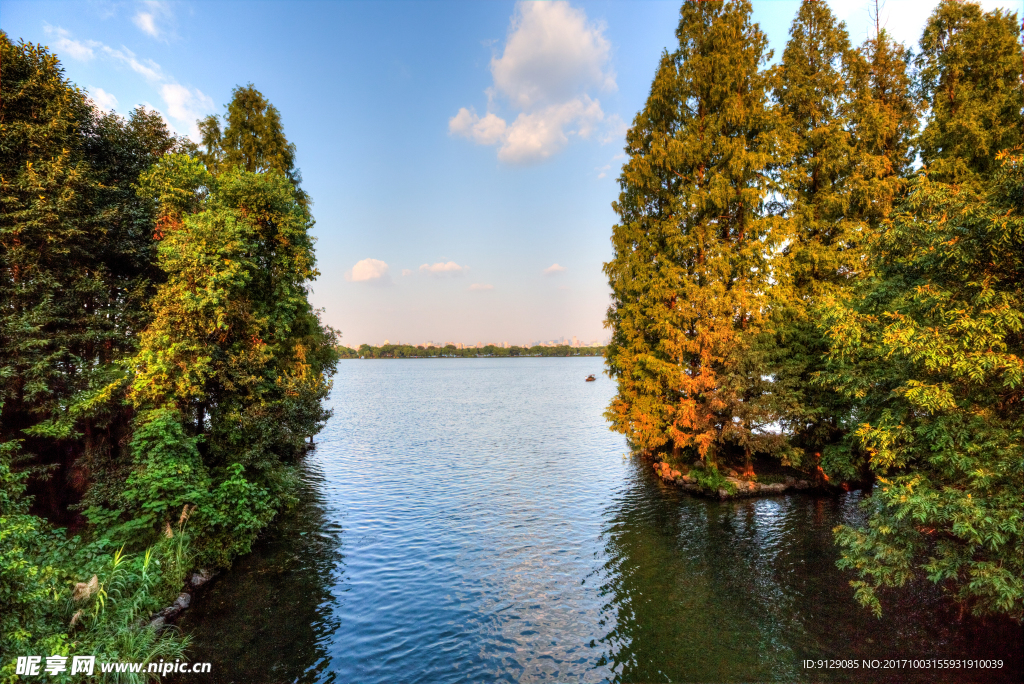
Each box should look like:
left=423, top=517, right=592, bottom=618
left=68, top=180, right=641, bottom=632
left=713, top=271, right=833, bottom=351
left=915, top=0, right=1023, bottom=188
left=769, top=1, right=860, bottom=475
left=198, top=84, right=305, bottom=200
left=197, top=114, right=223, bottom=174
left=847, top=23, right=917, bottom=227
left=606, top=1, right=785, bottom=474
left=604, top=52, right=685, bottom=455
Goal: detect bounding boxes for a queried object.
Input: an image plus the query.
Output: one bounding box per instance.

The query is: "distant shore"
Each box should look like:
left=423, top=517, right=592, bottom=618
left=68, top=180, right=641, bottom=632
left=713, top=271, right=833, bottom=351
left=337, top=344, right=606, bottom=359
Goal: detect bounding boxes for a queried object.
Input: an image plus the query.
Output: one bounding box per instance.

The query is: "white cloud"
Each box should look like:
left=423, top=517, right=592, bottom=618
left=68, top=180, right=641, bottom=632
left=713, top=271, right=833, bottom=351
left=401, top=269, right=412, bottom=276
left=544, top=263, right=567, bottom=275
left=469, top=283, right=494, bottom=291
left=101, top=44, right=164, bottom=82
left=160, top=83, right=215, bottom=138
left=600, top=114, right=628, bottom=145
left=88, top=86, right=119, bottom=112
left=133, top=1, right=174, bottom=40
left=827, top=0, right=1022, bottom=51
left=420, top=261, right=468, bottom=276
left=346, top=258, right=391, bottom=283
left=450, top=1, right=616, bottom=165
left=491, top=0, right=614, bottom=109
left=43, top=25, right=100, bottom=61
left=134, top=12, right=158, bottom=37
left=499, top=96, right=603, bottom=164
left=449, top=108, right=507, bottom=145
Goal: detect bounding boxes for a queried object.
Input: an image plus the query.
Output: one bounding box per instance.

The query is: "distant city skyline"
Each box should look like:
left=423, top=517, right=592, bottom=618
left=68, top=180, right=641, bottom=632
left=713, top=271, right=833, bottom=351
left=4, top=0, right=1017, bottom=346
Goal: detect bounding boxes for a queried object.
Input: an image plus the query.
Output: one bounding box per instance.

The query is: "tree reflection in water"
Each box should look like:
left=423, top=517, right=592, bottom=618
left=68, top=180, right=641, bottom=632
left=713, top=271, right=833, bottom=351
left=174, top=459, right=343, bottom=684
left=592, top=458, right=1022, bottom=683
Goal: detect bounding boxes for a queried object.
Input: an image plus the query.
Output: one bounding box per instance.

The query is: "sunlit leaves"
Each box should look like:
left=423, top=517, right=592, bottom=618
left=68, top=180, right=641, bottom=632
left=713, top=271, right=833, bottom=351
left=827, top=152, right=1024, bottom=619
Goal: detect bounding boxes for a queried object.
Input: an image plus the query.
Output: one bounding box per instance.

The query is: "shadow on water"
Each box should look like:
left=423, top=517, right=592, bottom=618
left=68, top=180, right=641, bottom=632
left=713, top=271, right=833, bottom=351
left=594, top=458, right=1023, bottom=683
left=173, top=457, right=343, bottom=684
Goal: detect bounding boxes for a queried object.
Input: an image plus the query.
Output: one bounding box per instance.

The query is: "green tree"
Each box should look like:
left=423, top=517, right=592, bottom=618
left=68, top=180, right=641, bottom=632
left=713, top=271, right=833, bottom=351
left=915, top=0, right=1023, bottom=188
left=0, top=34, right=182, bottom=521
left=810, top=25, right=919, bottom=483
left=821, top=151, right=1024, bottom=620
left=604, top=51, right=681, bottom=454
left=769, top=1, right=861, bottom=476
left=847, top=25, right=917, bottom=228
left=124, top=157, right=336, bottom=561
left=197, top=84, right=305, bottom=202
left=769, top=2, right=920, bottom=481
left=605, top=0, right=786, bottom=474
left=816, top=0, right=1023, bottom=619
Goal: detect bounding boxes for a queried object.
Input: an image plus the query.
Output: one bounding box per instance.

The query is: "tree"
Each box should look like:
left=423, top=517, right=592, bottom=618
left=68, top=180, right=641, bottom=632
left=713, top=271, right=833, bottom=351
left=915, top=0, right=1023, bottom=188
left=821, top=151, right=1024, bottom=620
left=605, top=1, right=786, bottom=474
left=604, top=51, right=683, bottom=455
left=197, top=84, right=306, bottom=202
left=769, top=1, right=861, bottom=476
left=815, top=0, right=1023, bottom=619
left=0, top=33, right=183, bottom=521
left=122, top=157, right=337, bottom=560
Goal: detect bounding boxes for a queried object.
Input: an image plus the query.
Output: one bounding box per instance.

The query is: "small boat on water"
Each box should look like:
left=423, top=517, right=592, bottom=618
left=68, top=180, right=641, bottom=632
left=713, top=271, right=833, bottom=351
left=585, top=374, right=596, bottom=382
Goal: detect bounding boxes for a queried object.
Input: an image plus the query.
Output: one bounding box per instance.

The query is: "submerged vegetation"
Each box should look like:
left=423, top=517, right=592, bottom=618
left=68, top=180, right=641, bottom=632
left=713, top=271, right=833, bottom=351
left=605, top=0, right=1022, bottom=619
left=1, top=31, right=337, bottom=677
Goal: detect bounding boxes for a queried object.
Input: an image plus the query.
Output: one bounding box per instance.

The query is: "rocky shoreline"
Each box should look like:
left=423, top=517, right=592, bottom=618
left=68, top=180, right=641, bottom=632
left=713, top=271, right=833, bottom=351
left=652, top=461, right=827, bottom=500
left=146, top=569, right=215, bottom=632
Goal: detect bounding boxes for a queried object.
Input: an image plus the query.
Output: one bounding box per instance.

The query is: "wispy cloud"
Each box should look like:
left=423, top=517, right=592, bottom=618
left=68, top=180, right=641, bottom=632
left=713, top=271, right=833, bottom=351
left=599, top=114, right=628, bottom=145
left=43, top=25, right=100, bottom=61
left=43, top=25, right=213, bottom=140
left=401, top=269, right=413, bottom=277
left=100, top=43, right=165, bottom=82
left=543, top=263, right=567, bottom=275
left=420, top=261, right=468, bottom=276
left=346, top=258, right=391, bottom=283
left=449, top=1, right=620, bottom=165
left=160, top=83, right=215, bottom=128
left=133, top=1, right=175, bottom=41
left=469, top=283, right=494, bottom=291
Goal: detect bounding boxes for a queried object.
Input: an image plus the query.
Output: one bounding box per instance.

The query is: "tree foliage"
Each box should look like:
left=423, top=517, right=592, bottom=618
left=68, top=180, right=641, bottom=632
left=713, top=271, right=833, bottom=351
left=605, top=0, right=1022, bottom=619
left=768, top=0, right=862, bottom=471
left=822, top=152, right=1023, bottom=620
left=0, top=32, right=187, bottom=522
left=1, top=32, right=338, bottom=664
left=198, top=84, right=305, bottom=202
left=605, top=0, right=787, bottom=472
left=915, top=0, right=1023, bottom=187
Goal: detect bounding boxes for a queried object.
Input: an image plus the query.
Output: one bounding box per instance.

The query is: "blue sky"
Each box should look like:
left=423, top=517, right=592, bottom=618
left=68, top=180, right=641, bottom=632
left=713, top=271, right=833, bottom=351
left=3, top=0, right=1020, bottom=347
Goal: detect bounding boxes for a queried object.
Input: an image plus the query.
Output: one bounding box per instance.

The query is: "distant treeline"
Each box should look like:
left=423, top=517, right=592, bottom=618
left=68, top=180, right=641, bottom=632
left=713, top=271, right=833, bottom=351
left=337, top=344, right=606, bottom=359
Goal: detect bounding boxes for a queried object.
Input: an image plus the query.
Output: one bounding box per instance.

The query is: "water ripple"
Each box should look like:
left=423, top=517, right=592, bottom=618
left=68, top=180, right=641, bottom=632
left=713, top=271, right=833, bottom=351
left=178, top=358, right=1022, bottom=684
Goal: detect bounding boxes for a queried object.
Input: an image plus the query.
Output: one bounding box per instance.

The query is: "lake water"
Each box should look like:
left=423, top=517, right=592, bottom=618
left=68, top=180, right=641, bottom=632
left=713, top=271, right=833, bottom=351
left=177, top=358, right=1022, bottom=683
